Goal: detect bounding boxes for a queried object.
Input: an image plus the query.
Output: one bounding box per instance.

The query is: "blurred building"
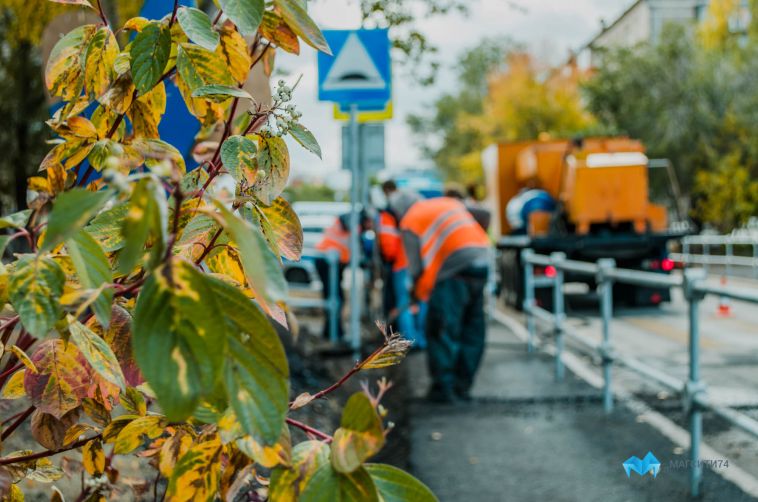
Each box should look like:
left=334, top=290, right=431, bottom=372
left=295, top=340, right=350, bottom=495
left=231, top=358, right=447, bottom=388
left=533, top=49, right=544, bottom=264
left=584, top=0, right=752, bottom=66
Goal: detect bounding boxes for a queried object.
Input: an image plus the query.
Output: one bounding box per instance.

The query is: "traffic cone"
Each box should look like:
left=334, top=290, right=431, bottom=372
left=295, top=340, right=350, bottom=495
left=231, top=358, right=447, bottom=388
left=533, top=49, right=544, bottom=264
left=717, top=276, right=732, bottom=317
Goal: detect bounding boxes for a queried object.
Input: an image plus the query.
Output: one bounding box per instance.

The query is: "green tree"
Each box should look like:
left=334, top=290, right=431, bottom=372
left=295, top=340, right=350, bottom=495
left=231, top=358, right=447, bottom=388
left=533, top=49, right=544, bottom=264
left=0, top=1, right=434, bottom=500
left=583, top=21, right=758, bottom=230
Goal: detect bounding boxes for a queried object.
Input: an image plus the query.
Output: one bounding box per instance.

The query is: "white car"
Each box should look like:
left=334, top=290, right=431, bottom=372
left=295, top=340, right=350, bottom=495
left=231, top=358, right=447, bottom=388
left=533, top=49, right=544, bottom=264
left=284, top=202, right=357, bottom=288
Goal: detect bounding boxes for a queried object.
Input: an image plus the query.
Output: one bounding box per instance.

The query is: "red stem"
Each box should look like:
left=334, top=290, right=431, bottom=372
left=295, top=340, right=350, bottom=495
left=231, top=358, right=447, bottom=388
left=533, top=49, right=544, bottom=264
left=285, top=418, right=332, bottom=443
left=0, top=433, right=101, bottom=466
left=1, top=406, right=35, bottom=442
left=289, top=344, right=385, bottom=408
left=0, top=362, right=23, bottom=381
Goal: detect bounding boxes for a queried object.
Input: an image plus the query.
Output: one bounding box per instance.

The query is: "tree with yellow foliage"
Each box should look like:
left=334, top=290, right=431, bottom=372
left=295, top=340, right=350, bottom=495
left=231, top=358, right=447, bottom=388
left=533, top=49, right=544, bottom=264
left=409, top=41, right=596, bottom=184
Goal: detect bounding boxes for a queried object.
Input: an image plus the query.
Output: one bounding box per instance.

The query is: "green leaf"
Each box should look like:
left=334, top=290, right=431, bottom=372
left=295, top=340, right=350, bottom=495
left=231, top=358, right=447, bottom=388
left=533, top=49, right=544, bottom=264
left=331, top=393, right=385, bottom=473
left=206, top=277, right=289, bottom=445
left=66, top=230, right=113, bottom=327
left=84, top=202, right=128, bottom=252
left=130, top=22, right=172, bottom=95
left=275, top=0, right=331, bottom=54
left=300, top=465, right=378, bottom=502
left=176, top=7, right=220, bottom=51
left=270, top=441, right=330, bottom=500
left=132, top=138, right=187, bottom=173
left=213, top=202, right=288, bottom=315
left=132, top=269, right=201, bottom=420
left=43, top=188, right=111, bottom=252
left=365, top=464, right=438, bottom=502
left=0, top=209, right=31, bottom=230
left=219, top=0, right=265, bottom=37
left=9, top=256, right=65, bottom=338
left=67, top=317, right=125, bottom=392
left=220, top=135, right=257, bottom=181
left=118, top=178, right=167, bottom=274
left=254, top=135, right=290, bottom=205
left=289, top=122, right=322, bottom=158
left=259, top=197, right=303, bottom=261
left=192, top=84, right=254, bottom=102
left=176, top=43, right=234, bottom=92
left=133, top=261, right=228, bottom=421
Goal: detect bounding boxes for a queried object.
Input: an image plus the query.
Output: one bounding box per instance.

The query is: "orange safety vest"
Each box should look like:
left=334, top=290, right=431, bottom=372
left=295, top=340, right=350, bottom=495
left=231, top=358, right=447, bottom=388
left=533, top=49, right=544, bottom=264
left=316, top=219, right=351, bottom=264
left=377, top=211, right=407, bottom=272
left=400, top=198, right=489, bottom=301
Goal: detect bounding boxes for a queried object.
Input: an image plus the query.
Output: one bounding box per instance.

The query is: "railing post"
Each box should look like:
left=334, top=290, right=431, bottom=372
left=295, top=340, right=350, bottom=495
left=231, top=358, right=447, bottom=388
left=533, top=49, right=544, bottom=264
left=327, top=250, right=340, bottom=344
left=684, top=268, right=707, bottom=497
left=597, top=258, right=616, bottom=414
left=486, top=247, right=497, bottom=323
left=521, top=249, right=536, bottom=353
left=725, top=242, right=733, bottom=277
left=550, top=252, right=566, bottom=381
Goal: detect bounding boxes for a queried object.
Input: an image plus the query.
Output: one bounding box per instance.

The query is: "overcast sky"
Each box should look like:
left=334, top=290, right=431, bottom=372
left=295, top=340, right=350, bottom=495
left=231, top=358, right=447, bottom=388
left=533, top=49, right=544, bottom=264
left=278, top=0, right=631, bottom=184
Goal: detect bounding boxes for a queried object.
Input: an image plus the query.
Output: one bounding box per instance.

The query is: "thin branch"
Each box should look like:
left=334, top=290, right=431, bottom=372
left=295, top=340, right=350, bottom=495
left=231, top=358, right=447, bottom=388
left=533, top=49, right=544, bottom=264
left=76, top=67, right=176, bottom=187
left=194, top=228, right=223, bottom=265
left=289, top=344, right=386, bottom=409
left=0, top=315, right=19, bottom=335
left=169, top=0, right=180, bottom=28
left=285, top=418, right=333, bottom=443
left=249, top=41, right=272, bottom=70
left=212, top=9, right=223, bottom=26
left=0, top=434, right=101, bottom=466
left=94, top=0, right=109, bottom=26
left=0, top=362, right=23, bottom=381
left=1, top=406, right=35, bottom=442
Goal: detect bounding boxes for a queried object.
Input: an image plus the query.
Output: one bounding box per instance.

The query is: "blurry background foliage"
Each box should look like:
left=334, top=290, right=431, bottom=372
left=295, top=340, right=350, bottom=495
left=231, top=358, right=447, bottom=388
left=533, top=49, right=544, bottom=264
left=409, top=0, right=758, bottom=230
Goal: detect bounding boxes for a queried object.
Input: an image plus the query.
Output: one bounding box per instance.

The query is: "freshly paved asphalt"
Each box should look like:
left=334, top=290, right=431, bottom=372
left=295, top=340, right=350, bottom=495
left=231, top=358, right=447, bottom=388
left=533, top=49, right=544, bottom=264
left=406, top=320, right=758, bottom=501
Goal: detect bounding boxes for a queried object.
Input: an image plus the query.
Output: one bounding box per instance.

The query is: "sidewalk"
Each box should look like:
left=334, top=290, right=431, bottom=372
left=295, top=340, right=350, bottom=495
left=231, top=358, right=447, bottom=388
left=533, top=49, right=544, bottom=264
left=406, top=320, right=757, bottom=501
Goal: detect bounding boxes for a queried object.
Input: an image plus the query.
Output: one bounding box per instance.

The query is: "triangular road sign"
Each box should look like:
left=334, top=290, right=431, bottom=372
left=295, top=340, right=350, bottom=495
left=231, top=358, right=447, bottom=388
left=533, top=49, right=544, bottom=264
left=322, top=33, right=385, bottom=91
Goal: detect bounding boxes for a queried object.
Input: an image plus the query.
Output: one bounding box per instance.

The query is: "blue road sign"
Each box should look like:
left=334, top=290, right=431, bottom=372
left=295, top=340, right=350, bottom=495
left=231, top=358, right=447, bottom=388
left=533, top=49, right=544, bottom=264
left=317, top=29, right=391, bottom=104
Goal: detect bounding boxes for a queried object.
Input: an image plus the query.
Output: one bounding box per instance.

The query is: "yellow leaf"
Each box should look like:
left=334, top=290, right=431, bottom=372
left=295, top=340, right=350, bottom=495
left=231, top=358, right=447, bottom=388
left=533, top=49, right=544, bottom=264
left=9, top=345, right=37, bottom=373
left=123, top=17, right=150, bottom=32
left=216, top=22, right=252, bottom=85
left=0, top=370, right=26, bottom=399
left=113, top=415, right=165, bottom=454
left=63, top=423, right=98, bottom=446
left=82, top=439, right=106, bottom=475
left=166, top=437, right=222, bottom=502
left=206, top=247, right=247, bottom=290
left=46, top=24, right=97, bottom=100
left=67, top=116, right=99, bottom=139
left=159, top=429, right=193, bottom=478
left=236, top=426, right=291, bottom=468
left=99, top=73, right=136, bottom=115
left=84, top=27, right=119, bottom=100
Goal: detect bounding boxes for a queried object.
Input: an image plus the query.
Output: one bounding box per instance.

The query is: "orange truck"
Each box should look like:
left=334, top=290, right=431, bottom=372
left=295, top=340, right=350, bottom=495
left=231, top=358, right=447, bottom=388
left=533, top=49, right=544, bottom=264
left=483, top=137, right=683, bottom=309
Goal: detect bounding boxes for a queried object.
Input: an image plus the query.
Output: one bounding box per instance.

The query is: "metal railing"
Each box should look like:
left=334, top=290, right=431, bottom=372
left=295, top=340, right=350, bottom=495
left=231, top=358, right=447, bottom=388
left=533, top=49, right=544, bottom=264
left=671, top=233, right=758, bottom=278
left=285, top=250, right=341, bottom=343
left=519, top=249, right=758, bottom=497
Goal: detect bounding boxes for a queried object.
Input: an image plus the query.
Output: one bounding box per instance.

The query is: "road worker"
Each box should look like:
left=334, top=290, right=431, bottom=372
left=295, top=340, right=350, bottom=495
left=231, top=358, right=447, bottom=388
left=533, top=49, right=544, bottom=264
left=386, top=190, right=425, bottom=348
left=377, top=180, right=399, bottom=321
left=396, top=195, right=491, bottom=403
left=315, top=211, right=370, bottom=340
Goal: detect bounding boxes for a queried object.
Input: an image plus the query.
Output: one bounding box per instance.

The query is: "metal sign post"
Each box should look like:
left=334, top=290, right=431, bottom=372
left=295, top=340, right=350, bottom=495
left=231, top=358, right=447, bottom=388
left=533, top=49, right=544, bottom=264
left=348, top=104, right=362, bottom=358
left=317, top=29, right=391, bottom=356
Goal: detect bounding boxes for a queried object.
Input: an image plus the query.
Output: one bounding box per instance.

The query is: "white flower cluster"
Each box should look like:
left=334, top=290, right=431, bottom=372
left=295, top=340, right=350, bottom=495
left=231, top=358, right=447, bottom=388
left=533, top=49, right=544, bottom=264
left=270, top=80, right=303, bottom=137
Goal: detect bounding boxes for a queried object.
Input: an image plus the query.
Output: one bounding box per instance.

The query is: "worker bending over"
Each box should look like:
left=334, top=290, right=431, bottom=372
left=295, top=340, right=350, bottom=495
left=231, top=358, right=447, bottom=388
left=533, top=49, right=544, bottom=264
left=385, top=190, right=425, bottom=348
left=396, top=196, right=491, bottom=403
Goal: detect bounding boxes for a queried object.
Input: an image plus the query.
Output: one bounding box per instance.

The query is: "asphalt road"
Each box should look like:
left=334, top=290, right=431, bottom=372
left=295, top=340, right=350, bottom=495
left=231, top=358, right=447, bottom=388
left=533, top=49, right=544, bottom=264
left=540, top=271, right=758, bottom=477
left=407, top=322, right=757, bottom=501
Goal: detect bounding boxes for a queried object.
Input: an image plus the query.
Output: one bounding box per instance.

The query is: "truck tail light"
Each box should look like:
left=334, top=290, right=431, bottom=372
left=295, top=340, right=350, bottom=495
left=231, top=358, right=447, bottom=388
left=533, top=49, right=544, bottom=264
left=661, top=258, right=674, bottom=272
left=544, top=265, right=557, bottom=278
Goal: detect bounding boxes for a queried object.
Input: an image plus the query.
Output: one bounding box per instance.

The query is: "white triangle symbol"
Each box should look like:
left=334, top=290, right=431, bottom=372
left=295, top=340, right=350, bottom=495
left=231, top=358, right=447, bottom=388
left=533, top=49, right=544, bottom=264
left=322, top=33, right=386, bottom=91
